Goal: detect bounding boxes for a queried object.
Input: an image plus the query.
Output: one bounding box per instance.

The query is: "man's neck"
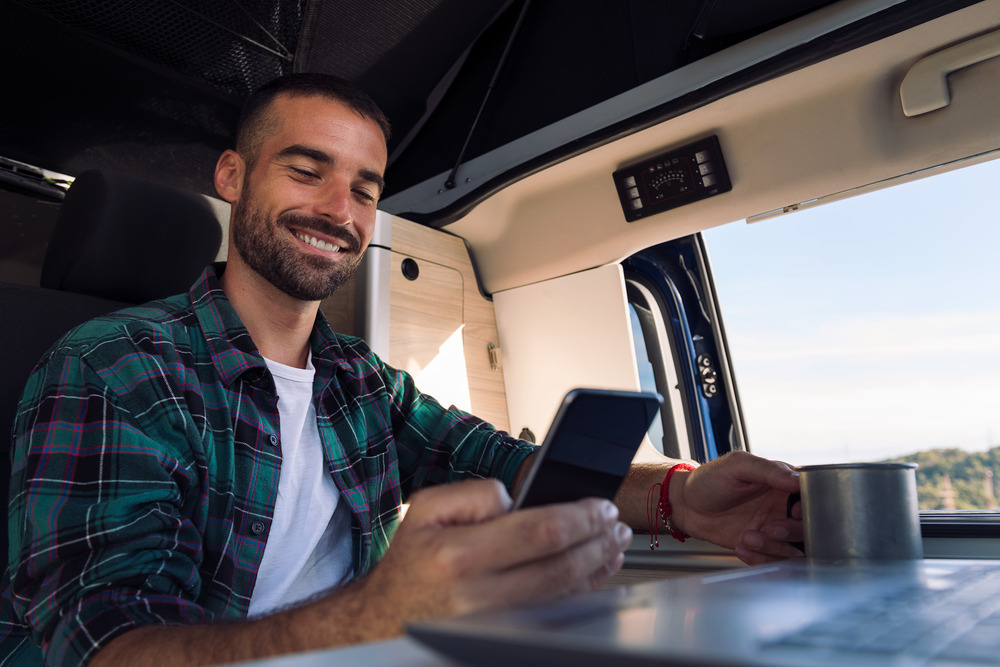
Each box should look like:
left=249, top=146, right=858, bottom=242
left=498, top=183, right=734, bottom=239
left=220, top=260, right=319, bottom=369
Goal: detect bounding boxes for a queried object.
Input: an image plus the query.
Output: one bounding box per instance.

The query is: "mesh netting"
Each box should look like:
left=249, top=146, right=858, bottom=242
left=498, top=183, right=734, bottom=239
left=27, top=0, right=306, bottom=97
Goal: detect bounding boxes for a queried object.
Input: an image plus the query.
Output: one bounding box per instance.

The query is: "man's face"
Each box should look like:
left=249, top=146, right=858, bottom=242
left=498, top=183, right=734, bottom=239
left=230, top=94, right=387, bottom=301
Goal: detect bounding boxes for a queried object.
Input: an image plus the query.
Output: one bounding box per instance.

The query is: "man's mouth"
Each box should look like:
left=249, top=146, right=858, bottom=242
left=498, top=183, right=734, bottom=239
left=294, top=230, right=342, bottom=253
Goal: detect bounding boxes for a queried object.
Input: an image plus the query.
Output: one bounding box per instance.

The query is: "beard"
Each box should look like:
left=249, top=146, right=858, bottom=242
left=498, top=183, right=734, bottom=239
left=230, top=187, right=365, bottom=301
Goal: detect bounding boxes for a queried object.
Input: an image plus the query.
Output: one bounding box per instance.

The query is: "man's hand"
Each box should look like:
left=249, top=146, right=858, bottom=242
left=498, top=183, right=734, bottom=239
left=355, top=478, right=632, bottom=634
left=92, top=478, right=630, bottom=666
left=668, top=451, right=802, bottom=565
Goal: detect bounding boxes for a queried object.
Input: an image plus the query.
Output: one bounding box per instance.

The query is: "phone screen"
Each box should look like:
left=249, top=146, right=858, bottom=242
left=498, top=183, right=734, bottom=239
left=513, top=389, right=662, bottom=509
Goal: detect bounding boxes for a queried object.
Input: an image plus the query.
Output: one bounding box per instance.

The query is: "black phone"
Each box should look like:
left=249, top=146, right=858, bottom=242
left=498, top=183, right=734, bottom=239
left=512, top=388, right=663, bottom=509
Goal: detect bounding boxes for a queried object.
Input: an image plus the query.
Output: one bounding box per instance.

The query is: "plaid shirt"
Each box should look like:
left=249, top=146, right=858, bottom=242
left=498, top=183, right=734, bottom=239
left=1, top=265, right=534, bottom=666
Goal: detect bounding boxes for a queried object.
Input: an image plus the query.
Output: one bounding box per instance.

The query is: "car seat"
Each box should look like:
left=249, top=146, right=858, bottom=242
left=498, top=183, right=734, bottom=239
left=1, top=169, right=222, bottom=572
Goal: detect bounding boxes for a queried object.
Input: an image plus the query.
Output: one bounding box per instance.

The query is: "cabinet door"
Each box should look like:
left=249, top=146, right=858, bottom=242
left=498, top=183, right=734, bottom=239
left=389, top=251, right=471, bottom=414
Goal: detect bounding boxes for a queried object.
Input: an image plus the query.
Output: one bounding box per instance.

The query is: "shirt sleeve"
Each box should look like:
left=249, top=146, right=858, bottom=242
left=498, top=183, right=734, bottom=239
left=8, top=348, right=211, bottom=666
left=378, top=359, right=537, bottom=497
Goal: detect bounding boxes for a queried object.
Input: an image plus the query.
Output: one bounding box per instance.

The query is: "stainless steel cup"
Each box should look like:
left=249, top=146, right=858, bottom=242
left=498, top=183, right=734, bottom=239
left=797, top=462, right=922, bottom=561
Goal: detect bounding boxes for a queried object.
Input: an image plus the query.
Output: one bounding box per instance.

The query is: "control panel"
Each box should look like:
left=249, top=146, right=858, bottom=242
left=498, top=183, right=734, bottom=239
left=612, top=135, right=732, bottom=222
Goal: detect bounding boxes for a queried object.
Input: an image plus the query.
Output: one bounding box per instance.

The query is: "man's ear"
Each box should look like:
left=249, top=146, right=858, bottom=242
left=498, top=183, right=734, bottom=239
left=214, top=150, right=246, bottom=204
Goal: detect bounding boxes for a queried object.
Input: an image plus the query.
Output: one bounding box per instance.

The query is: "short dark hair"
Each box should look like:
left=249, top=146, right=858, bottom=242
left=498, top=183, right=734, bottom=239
left=236, top=73, right=391, bottom=169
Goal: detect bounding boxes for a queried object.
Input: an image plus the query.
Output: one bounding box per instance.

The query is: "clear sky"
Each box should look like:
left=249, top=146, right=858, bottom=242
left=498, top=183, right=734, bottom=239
left=702, top=156, right=1000, bottom=466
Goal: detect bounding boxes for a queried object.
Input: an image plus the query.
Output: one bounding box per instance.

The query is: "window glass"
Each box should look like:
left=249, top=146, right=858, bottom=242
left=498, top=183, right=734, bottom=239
left=627, top=279, right=694, bottom=461
left=702, top=157, right=1000, bottom=510
left=629, top=303, right=666, bottom=453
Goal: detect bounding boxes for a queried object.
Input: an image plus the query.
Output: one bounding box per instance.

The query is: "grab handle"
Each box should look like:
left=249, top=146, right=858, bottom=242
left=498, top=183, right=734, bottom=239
left=901, top=28, right=1000, bottom=116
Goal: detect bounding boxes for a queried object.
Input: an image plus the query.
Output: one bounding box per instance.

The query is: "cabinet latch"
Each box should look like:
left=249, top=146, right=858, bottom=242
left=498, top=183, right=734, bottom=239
left=488, top=343, right=502, bottom=371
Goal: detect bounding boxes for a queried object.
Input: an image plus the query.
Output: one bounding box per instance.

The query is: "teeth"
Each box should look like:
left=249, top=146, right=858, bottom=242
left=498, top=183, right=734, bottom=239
left=296, top=232, right=341, bottom=252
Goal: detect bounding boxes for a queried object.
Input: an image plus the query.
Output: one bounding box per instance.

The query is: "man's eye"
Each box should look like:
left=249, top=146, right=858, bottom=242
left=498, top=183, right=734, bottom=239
left=354, top=189, right=377, bottom=203
left=291, top=167, right=319, bottom=180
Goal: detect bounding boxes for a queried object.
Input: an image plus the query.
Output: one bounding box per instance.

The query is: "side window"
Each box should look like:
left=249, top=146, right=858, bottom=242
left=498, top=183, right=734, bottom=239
left=623, top=237, right=744, bottom=464
left=627, top=280, right=691, bottom=460
left=702, top=156, right=1000, bottom=511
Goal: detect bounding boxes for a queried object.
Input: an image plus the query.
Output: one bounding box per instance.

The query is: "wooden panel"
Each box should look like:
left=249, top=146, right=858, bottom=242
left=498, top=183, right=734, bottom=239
left=390, top=219, right=511, bottom=432
left=318, top=273, right=358, bottom=336
left=389, top=252, right=468, bottom=412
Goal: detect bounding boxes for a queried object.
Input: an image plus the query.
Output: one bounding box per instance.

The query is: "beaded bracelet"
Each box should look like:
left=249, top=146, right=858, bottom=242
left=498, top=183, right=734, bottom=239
left=646, top=463, right=697, bottom=549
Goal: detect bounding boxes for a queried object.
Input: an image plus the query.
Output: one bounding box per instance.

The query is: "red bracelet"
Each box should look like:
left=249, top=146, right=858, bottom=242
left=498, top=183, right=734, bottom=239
left=647, top=463, right=697, bottom=549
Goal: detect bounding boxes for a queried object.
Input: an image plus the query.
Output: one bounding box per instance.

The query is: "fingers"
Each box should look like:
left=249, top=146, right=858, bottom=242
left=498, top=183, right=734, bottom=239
left=404, top=478, right=512, bottom=528
left=787, top=497, right=802, bottom=520
left=735, top=520, right=805, bottom=565
left=670, top=452, right=802, bottom=542
left=677, top=452, right=800, bottom=517
left=762, top=518, right=804, bottom=544
left=392, top=483, right=632, bottom=614
left=761, top=460, right=801, bottom=493
left=723, top=451, right=801, bottom=493
left=464, top=520, right=632, bottom=611
left=452, top=496, right=625, bottom=574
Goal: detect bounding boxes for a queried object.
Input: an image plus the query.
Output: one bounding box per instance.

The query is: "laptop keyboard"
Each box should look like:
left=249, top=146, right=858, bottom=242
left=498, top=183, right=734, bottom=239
left=765, top=563, right=1000, bottom=664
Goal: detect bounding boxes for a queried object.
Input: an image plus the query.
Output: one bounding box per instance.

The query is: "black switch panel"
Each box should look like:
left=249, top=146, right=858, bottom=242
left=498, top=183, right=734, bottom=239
left=612, top=135, right=732, bottom=222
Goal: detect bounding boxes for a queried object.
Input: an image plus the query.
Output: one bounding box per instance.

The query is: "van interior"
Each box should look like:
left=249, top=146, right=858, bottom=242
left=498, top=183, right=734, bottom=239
left=1, top=0, right=999, bottom=658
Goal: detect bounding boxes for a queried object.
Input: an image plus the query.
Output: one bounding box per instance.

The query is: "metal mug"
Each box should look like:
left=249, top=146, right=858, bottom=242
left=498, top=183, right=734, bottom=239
left=790, top=462, right=922, bottom=561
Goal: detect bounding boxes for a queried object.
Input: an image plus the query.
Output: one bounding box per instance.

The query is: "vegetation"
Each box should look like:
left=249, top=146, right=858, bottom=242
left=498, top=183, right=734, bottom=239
left=886, top=447, right=1000, bottom=511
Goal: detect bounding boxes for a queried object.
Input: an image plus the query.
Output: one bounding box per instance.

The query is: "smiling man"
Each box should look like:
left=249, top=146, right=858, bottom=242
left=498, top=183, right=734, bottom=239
left=222, top=94, right=384, bottom=306
left=216, top=90, right=388, bottom=368
left=1, top=74, right=801, bottom=667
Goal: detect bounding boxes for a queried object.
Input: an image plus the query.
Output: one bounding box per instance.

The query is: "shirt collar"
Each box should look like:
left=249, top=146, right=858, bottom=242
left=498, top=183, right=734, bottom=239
left=191, top=263, right=349, bottom=386
left=305, top=292, right=354, bottom=382
left=191, top=263, right=268, bottom=386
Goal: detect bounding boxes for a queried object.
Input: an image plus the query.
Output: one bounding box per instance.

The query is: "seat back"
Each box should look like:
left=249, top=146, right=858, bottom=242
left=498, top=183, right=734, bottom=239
left=4, top=169, right=223, bottom=572
left=41, top=169, right=223, bottom=303
left=1, top=285, right=130, bottom=571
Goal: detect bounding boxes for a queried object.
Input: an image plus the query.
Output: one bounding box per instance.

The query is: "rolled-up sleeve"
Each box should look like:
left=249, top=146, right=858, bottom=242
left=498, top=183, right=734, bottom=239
left=9, top=350, right=210, bottom=666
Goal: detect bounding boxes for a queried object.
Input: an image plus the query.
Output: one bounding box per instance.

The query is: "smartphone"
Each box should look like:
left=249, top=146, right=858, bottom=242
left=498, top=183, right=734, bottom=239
left=512, top=388, right=663, bottom=509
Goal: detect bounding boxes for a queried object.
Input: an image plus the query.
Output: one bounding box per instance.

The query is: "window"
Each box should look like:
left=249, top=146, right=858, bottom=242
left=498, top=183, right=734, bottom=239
left=628, top=283, right=691, bottom=460
left=623, top=237, right=743, bottom=464
left=702, top=156, right=1000, bottom=511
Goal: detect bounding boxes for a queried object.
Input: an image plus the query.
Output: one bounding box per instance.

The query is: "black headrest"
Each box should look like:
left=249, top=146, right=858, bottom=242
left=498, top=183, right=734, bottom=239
left=41, top=169, right=223, bottom=304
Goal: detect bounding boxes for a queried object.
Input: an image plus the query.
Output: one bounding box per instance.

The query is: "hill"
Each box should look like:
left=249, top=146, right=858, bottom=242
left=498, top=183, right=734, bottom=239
left=887, top=447, right=1000, bottom=510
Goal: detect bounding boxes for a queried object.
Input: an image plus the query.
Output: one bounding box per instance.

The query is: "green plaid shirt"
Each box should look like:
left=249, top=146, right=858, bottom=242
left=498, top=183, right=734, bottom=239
left=1, top=265, right=534, bottom=666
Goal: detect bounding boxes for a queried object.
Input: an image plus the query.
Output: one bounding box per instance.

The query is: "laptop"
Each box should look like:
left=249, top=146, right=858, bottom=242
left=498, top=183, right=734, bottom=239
left=408, top=558, right=1000, bottom=666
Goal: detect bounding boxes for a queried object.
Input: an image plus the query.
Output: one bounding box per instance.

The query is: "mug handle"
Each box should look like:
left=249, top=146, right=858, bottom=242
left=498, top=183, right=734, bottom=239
left=786, top=492, right=805, bottom=554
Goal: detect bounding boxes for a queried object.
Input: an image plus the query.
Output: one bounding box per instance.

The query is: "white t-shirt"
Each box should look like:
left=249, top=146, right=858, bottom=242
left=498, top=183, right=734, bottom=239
left=247, top=354, right=354, bottom=616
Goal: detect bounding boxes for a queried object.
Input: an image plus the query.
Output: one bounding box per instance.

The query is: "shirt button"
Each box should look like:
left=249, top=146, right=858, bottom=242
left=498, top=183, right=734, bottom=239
left=268, top=434, right=278, bottom=446
left=251, top=521, right=265, bottom=535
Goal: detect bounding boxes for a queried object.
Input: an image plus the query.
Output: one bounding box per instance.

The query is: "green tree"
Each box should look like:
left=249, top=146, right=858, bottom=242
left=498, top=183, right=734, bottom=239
left=887, top=447, right=999, bottom=510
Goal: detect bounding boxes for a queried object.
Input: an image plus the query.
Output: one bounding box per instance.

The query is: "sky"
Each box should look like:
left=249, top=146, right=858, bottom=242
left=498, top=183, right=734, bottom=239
left=701, top=157, right=1000, bottom=467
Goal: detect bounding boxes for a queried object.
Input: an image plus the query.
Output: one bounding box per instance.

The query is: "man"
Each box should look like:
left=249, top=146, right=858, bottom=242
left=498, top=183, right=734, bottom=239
left=2, top=74, right=802, bottom=666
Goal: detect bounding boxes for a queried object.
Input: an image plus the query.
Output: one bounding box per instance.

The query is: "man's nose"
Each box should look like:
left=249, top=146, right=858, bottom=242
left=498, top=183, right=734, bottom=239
left=313, top=178, right=354, bottom=224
